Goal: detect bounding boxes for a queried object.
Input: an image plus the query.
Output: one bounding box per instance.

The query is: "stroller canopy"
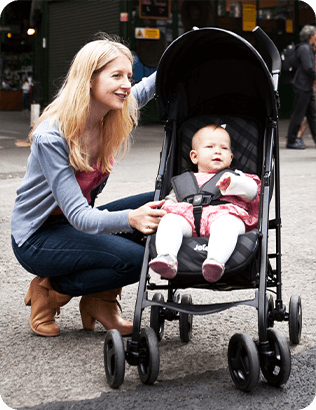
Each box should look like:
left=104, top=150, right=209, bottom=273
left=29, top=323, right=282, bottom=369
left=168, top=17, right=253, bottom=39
left=156, top=28, right=278, bottom=126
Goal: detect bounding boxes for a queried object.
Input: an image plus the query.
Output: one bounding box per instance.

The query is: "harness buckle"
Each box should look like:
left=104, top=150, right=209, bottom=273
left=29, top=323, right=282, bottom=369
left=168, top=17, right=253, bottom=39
left=192, top=194, right=203, bottom=207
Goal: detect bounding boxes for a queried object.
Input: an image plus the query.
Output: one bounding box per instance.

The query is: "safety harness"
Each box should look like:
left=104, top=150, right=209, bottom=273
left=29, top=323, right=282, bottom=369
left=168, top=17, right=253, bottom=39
left=170, top=168, right=238, bottom=236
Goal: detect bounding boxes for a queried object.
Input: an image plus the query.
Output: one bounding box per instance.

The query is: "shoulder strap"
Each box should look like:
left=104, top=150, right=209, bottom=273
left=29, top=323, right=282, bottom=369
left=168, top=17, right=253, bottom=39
left=171, top=171, right=199, bottom=202
left=170, top=168, right=238, bottom=236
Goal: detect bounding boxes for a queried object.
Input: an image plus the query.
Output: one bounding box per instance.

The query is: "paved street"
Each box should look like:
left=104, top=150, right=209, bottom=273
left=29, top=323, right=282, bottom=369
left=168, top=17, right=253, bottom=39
left=0, top=110, right=315, bottom=410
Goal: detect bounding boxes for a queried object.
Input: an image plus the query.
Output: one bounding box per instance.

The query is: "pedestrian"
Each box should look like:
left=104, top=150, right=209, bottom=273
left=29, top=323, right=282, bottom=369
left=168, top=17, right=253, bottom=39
left=286, top=25, right=316, bottom=149
left=297, top=42, right=316, bottom=142
left=149, top=124, right=260, bottom=283
left=11, top=33, right=166, bottom=337
left=22, top=77, right=31, bottom=111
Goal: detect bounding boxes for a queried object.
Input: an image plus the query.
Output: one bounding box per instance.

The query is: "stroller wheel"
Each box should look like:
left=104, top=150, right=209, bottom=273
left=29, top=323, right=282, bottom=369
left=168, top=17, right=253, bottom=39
left=138, top=327, right=160, bottom=385
left=266, top=294, right=274, bottom=328
left=104, top=329, right=125, bottom=389
left=179, top=294, right=193, bottom=343
left=150, top=293, right=165, bottom=341
left=289, top=295, right=302, bottom=345
left=228, top=333, right=260, bottom=392
left=260, top=328, right=291, bottom=387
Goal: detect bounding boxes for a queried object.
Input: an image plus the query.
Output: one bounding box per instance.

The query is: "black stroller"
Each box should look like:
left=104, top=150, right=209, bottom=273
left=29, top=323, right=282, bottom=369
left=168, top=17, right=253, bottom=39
left=104, top=27, right=302, bottom=392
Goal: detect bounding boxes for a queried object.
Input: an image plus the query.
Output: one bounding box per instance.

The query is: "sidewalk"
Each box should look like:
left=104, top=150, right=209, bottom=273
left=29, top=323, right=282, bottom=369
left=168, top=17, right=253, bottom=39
left=0, top=110, right=315, bottom=409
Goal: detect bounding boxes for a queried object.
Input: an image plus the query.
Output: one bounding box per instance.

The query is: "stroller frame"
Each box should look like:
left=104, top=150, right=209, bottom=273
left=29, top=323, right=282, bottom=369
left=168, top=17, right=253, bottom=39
left=104, top=27, right=302, bottom=392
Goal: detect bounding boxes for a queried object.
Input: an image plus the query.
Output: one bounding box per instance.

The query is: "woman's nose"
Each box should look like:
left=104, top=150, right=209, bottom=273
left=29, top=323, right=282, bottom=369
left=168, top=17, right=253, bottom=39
left=121, top=77, right=131, bottom=89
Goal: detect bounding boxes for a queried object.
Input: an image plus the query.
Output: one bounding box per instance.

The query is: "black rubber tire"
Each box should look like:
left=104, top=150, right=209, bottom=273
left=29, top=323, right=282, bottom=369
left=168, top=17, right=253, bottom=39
left=266, top=294, right=274, bottom=328
left=150, top=293, right=165, bottom=341
left=138, top=327, right=160, bottom=385
left=261, top=328, right=291, bottom=387
left=289, top=295, right=302, bottom=345
left=179, top=294, right=193, bottom=343
left=228, top=333, right=260, bottom=392
left=104, top=329, right=125, bottom=389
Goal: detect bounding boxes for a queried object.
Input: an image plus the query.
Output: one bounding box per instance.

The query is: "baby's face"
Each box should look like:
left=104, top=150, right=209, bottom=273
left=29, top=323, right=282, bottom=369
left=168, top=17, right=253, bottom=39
left=190, top=127, right=233, bottom=173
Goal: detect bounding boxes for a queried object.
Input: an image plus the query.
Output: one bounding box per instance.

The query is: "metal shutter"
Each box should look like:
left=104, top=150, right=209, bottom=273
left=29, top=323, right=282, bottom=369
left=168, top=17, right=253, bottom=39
left=48, top=0, right=120, bottom=102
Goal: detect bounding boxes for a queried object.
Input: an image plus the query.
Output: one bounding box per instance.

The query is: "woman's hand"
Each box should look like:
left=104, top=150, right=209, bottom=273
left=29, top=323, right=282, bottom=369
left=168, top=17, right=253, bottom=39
left=128, top=200, right=166, bottom=234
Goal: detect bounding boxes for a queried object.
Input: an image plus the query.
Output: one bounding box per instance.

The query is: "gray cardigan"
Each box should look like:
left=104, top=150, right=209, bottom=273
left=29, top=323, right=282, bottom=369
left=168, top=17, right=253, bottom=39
left=11, top=72, right=156, bottom=246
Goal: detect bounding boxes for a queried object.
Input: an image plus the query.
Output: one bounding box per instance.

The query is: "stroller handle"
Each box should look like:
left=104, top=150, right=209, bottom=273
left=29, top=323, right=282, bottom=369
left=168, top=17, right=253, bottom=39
left=252, top=26, right=281, bottom=74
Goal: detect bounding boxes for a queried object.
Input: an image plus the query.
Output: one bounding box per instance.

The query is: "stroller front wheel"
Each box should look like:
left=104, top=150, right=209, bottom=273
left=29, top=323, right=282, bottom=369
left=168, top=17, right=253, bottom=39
left=138, top=327, right=160, bottom=385
left=260, top=328, right=291, bottom=387
left=228, top=333, right=260, bottom=392
left=104, top=329, right=125, bottom=389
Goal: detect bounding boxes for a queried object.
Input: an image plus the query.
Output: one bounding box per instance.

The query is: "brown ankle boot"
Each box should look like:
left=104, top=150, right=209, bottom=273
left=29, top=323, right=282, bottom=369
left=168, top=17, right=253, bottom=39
left=25, top=277, right=72, bottom=337
left=79, top=288, right=133, bottom=336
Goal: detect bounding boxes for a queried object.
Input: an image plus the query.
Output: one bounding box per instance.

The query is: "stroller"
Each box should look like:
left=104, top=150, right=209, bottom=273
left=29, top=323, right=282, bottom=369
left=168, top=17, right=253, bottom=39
left=104, top=27, right=302, bottom=392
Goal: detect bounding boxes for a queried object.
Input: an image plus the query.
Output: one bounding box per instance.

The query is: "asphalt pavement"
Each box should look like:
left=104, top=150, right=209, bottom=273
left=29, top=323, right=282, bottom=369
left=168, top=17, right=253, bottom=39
left=0, top=110, right=315, bottom=410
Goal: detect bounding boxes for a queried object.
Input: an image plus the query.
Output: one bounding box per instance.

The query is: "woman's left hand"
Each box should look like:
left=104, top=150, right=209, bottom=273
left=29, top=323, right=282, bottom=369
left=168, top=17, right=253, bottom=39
left=128, top=200, right=166, bottom=234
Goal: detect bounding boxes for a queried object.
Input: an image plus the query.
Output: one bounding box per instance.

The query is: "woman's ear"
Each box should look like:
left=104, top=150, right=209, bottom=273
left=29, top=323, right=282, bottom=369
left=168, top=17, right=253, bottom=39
left=190, top=150, right=198, bottom=164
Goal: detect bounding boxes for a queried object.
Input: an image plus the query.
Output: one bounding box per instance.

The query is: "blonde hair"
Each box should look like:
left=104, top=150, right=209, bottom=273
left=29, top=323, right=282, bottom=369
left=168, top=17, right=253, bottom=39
left=29, top=33, right=138, bottom=173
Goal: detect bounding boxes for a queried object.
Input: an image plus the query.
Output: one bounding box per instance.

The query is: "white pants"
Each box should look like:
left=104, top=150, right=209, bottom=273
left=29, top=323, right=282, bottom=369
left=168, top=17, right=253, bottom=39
left=155, top=213, right=245, bottom=265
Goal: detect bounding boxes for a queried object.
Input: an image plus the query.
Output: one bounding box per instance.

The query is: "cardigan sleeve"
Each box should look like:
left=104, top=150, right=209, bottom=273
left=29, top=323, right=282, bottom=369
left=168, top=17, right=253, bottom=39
left=132, top=72, right=156, bottom=108
left=33, top=132, right=133, bottom=235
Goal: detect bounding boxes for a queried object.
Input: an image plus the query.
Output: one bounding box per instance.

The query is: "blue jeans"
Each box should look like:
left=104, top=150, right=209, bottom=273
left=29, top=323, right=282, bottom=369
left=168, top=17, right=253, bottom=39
left=12, top=192, right=153, bottom=296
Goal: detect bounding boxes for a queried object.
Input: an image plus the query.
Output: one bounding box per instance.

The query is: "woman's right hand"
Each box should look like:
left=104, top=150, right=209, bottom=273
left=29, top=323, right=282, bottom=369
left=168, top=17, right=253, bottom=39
left=128, top=200, right=166, bottom=234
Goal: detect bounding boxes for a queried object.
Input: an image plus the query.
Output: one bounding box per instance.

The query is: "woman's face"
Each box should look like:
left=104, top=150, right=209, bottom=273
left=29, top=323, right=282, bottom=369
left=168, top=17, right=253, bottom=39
left=90, top=55, right=132, bottom=114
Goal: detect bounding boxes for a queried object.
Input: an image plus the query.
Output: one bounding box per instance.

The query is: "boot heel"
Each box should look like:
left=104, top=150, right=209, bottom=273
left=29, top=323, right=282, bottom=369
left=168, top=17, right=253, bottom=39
left=80, top=306, right=96, bottom=331
left=25, top=288, right=32, bottom=306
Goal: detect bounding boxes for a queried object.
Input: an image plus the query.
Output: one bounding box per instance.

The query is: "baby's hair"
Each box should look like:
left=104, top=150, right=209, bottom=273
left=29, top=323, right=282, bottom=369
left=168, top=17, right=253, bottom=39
left=192, top=124, right=231, bottom=150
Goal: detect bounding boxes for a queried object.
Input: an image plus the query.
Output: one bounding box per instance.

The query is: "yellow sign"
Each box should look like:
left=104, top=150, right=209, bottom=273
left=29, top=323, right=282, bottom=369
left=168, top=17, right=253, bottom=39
left=286, top=19, right=294, bottom=33
left=135, top=28, right=160, bottom=40
left=242, top=4, right=256, bottom=32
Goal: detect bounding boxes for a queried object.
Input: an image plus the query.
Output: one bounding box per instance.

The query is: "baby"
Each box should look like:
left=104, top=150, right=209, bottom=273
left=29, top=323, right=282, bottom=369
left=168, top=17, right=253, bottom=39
left=149, top=124, right=261, bottom=283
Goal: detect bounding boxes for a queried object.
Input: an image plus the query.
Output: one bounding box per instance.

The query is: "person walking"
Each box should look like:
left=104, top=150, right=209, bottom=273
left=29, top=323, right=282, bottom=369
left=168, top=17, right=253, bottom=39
left=286, top=25, right=316, bottom=149
left=21, top=77, right=31, bottom=111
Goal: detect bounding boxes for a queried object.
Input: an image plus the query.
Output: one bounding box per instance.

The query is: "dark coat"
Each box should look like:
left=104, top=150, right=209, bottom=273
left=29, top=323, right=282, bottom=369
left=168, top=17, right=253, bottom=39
left=293, top=42, right=316, bottom=91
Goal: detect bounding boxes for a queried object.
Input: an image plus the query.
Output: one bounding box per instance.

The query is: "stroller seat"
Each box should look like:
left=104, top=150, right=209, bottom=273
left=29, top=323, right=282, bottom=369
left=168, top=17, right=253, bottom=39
left=150, top=114, right=262, bottom=288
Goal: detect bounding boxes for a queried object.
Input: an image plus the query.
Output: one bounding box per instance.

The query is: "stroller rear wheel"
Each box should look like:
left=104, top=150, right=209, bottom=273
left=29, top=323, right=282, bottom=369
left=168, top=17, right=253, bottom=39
left=179, top=294, right=193, bottom=342
left=104, top=329, right=125, bottom=389
left=150, top=293, right=165, bottom=341
left=138, top=327, right=160, bottom=385
left=260, top=328, right=291, bottom=387
left=266, top=294, right=274, bottom=328
left=228, top=333, right=260, bottom=392
left=289, top=295, right=302, bottom=345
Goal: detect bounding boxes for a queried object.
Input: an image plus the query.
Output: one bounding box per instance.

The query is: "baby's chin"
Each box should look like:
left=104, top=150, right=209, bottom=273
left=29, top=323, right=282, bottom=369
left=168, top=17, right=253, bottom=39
left=200, top=165, right=227, bottom=173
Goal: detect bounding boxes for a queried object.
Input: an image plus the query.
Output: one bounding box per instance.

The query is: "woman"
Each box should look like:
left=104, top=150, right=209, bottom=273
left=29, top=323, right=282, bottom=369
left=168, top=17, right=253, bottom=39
left=11, top=33, right=166, bottom=337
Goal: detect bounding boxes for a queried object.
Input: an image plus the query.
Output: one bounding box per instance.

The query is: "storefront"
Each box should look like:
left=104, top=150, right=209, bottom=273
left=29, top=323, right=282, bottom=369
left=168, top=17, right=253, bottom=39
left=1, top=0, right=315, bottom=119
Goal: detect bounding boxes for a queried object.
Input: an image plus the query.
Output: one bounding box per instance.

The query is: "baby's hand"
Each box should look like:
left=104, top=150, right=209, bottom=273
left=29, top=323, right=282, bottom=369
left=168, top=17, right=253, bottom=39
left=216, top=173, right=232, bottom=192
